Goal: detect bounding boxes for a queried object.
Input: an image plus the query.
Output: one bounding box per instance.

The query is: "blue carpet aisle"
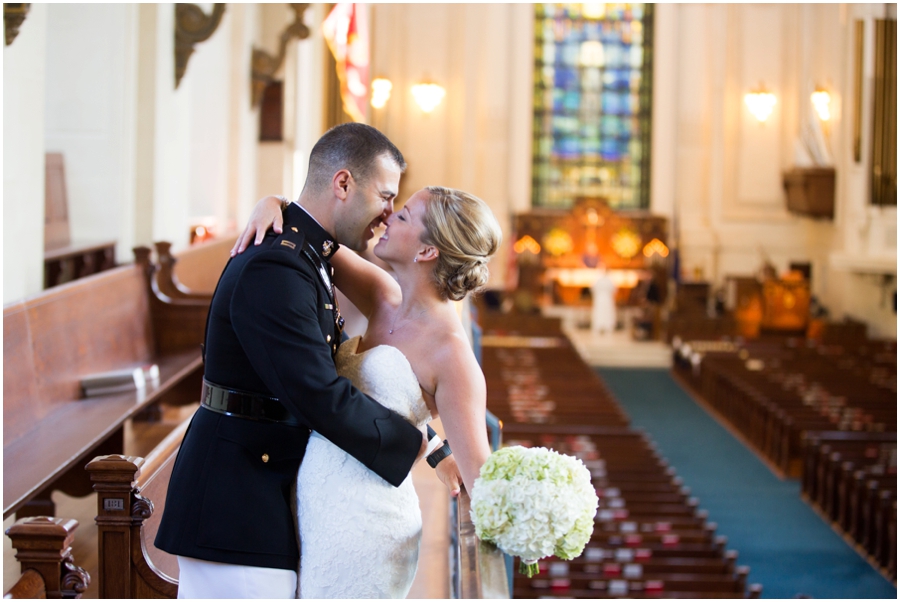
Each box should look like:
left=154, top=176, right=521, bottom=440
left=596, top=368, right=897, bottom=599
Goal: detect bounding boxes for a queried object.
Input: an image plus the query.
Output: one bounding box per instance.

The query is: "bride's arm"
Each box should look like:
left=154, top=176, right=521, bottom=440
left=431, top=337, right=492, bottom=494
left=229, top=194, right=398, bottom=318
left=330, top=247, right=400, bottom=319
left=231, top=195, right=284, bottom=256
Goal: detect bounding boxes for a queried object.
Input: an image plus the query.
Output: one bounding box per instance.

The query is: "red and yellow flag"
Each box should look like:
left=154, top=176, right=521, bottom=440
left=322, top=3, right=369, bottom=123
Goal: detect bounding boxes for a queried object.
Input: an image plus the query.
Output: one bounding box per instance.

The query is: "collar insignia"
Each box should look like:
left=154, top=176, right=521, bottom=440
left=322, top=240, right=334, bottom=257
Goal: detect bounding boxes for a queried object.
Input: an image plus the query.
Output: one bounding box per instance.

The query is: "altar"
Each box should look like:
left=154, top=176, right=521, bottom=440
left=512, top=198, right=669, bottom=308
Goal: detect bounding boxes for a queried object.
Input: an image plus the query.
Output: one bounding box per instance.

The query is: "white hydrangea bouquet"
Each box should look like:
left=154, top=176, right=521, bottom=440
left=470, top=446, right=599, bottom=577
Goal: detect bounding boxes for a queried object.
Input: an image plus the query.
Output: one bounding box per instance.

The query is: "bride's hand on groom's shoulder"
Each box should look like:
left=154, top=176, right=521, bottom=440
left=435, top=454, right=462, bottom=498
left=231, top=195, right=287, bottom=256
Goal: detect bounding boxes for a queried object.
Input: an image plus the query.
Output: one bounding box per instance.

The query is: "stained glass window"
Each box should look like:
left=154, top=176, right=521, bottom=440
left=532, top=3, right=654, bottom=209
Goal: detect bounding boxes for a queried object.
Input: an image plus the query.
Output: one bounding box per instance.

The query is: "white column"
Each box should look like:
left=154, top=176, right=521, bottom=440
left=650, top=4, right=678, bottom=223
left=3, top=4, right=48, bottom=302
left=293, top=4, right=326, bottom=200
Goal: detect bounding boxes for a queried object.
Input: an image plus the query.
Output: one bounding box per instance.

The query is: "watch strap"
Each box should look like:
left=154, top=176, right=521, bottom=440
left=426, top=440, right=452, bottom=468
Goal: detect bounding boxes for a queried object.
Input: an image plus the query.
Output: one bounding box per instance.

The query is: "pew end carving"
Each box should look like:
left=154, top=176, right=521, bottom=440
left=4, top=516, right=89, bottom=599
left=86, top=452, right=179, bottom=599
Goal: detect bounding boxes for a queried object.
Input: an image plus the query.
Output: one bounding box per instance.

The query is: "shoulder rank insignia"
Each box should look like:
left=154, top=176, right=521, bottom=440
left=273, top=226, right=306, bottom=255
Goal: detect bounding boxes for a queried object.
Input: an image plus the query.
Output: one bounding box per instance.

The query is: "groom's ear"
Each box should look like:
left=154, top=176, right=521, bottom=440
left=332, top=170, right=352, bottom=200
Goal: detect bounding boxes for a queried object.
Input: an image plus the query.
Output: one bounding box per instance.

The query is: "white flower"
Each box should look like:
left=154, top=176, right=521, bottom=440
left=470, top=446, right=599, bottom=574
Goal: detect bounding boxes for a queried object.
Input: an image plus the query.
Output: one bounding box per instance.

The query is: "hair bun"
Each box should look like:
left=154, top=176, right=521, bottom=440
left=420, top=187, right=503, bottom=301
left=444, top=259, right=491, bottom=301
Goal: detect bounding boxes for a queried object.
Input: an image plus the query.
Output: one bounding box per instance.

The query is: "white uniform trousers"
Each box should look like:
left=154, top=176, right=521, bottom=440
left=177, top=556, right=298, bottom=599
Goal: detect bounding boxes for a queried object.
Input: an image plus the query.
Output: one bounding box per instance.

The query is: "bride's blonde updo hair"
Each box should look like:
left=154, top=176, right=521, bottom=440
left=419, top=186, right=503, bottom=301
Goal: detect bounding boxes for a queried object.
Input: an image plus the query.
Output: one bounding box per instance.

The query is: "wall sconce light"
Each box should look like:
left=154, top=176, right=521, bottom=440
left=411, top=82, right=445, bottom=113
left=744, top=85, right=777, bottom=122
left=371, top=78, right=392, bottom=109
left=811, top=88, right=831, bottom=121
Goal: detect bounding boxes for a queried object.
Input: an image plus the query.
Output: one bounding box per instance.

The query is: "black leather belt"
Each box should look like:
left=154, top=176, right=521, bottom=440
left=201, top=379, right=299, bottom=427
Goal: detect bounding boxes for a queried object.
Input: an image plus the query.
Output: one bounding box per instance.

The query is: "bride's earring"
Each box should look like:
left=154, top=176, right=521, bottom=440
left=413, top=257, right=418, bottom=263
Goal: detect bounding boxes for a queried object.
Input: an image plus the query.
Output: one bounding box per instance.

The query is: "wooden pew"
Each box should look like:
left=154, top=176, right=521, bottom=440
left=476, top=313, right=763, bottom=599
left=673, top=335, right=896, bottom=477
left=88, top=418, right=507, bottom=600
left=167, top=235, right=238, bottom=295
left=4, top=516, right=89, bottom=598
left=800, top=431, right=897, bottom=577
left=3, top=241, right=218, bottom=520
left=85, top=419, right=189, bottom=599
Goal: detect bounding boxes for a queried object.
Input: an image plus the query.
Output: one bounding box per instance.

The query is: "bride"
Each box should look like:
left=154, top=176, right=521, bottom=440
left=243, top=186, right=502, bottom=598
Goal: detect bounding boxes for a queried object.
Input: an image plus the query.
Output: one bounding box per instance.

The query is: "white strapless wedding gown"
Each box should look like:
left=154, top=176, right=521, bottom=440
left=296, top=336, right=432, bottom=599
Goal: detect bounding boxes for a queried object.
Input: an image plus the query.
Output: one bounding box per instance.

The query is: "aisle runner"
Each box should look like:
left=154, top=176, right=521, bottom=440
left=596, top=368, right=897, bottom=599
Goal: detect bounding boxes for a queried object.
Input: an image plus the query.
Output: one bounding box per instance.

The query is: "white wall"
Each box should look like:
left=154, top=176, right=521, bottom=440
left=370, top=3, right=534, bottom=288
left=826, top=3, right=897, bottom=338
left=188, top=6, right=234, bottom=232
left=666, top=3, right=895, bottom=337
left=292, top=4, right=327, bottom=200
left=44, top=4, right=137, bottom=263
left=255, top=4, right=292, bottom=203
left=3, top=4, right=48, bottom=303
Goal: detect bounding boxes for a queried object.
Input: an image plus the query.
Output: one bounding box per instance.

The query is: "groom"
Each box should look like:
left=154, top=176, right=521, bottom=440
left=155, top=123, right=432, bottom=598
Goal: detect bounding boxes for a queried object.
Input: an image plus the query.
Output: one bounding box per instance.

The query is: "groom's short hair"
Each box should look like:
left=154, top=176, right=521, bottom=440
left=304, top=123, right=406, bottom=192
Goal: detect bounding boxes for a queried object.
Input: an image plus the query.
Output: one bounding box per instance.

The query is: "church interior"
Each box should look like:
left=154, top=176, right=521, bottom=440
left=3, top=3, right=897, bottom=599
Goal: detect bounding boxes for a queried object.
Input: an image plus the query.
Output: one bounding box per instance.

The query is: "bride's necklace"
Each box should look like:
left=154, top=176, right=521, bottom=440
left=388, top=307, right=429, bottom=335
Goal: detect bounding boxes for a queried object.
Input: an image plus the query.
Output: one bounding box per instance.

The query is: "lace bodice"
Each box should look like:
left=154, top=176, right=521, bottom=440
left=334, top=336, right=431, bottom=428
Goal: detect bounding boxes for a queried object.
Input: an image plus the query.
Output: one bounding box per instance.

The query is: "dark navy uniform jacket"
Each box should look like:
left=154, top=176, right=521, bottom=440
left=155, top=203, right=422, bottom=571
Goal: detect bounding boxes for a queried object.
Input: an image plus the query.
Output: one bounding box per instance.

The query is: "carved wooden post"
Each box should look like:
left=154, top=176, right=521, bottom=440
left=86, top=455, right=149, bottom=599
left=154, top=241, right=184, bottom=298
left=5, top=516, right=89, bottom=598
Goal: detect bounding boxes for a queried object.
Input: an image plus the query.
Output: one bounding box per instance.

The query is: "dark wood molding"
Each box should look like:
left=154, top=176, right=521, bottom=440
left=853, top=19, right=865, bottom=163
left=260, top=81, right=285, bottom=141
left=174, top=3, right=226, bottom=89
left=251, top=3, right=311, bottom=107
left=4, top=3, right=30, bottom=46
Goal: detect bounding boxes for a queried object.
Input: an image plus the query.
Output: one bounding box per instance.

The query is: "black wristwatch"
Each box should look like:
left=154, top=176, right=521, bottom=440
left=427, top=440, right=452, bottom=468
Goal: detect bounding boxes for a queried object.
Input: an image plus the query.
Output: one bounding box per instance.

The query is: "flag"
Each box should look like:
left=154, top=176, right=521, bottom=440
left=322, top=3, right=369, bottom=123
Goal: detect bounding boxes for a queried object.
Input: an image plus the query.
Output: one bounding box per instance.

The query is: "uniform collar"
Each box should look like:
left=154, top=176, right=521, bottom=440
left=284, top=202, right=340, bottom=261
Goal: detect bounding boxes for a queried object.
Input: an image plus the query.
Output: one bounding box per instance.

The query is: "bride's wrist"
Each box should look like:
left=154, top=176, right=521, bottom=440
left=426, top=440, right=452, bottom=468
left=272, top=195, right=290, bottom=211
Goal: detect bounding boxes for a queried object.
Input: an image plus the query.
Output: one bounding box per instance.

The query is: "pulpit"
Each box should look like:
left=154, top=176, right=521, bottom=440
left=726, top=272, right=810, bottom=336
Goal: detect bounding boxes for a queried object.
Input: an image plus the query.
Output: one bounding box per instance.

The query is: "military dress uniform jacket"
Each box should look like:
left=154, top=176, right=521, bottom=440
left=154, top=203, right=423, bottom=571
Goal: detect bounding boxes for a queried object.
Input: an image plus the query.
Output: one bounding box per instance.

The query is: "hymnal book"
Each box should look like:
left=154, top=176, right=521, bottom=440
left=81, top=364, right=160, bottom=397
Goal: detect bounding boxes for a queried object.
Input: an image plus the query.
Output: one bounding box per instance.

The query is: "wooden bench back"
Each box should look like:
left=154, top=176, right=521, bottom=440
left=3, top=266, right=154, bottom=440
left=171, top=234, right=238, bottom=294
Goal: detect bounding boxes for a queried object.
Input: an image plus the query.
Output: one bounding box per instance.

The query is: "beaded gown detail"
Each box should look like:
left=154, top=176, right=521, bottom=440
left=296, top=336, right=432, bottom=598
